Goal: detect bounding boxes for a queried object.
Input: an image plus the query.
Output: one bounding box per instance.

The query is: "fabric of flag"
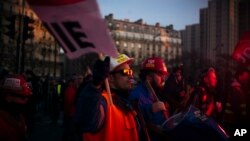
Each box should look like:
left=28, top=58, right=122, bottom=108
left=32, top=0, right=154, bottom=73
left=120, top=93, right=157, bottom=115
left=232, top=31, right=250, bottom=66
left=27, top=0, right=118, bottom=59
left=162, top=105, right=229, bottom=141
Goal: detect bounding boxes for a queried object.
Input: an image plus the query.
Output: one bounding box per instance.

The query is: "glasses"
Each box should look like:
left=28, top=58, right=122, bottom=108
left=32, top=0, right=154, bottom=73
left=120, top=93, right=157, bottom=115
left=110, top=68, right=133, bottom=76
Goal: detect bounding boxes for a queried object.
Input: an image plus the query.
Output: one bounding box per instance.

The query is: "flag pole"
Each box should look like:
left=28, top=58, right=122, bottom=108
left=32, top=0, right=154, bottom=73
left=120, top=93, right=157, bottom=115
left=145, top=80, right=169, bottom=118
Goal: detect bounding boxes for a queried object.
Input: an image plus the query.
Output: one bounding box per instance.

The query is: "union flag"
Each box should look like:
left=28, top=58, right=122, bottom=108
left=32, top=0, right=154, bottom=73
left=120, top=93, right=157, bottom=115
left=232, top=31, right=250, bottom=66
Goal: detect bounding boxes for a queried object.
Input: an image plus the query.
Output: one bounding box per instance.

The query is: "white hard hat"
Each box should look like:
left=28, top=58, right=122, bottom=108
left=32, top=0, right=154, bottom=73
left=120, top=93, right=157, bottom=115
left=109, top=54, right=133, bottom=71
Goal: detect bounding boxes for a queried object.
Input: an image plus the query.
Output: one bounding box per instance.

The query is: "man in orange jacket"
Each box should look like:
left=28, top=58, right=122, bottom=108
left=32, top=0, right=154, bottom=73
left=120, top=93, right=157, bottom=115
left=75, top=54, right=150, bottom=141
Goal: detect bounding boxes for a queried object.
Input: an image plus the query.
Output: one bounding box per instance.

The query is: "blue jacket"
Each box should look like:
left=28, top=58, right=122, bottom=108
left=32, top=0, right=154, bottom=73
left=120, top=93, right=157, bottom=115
left=130, top=83, right=167, bottom=125
left=75, top=84, right=106, bottom=133
left=130, top=83, right=168, bottom=141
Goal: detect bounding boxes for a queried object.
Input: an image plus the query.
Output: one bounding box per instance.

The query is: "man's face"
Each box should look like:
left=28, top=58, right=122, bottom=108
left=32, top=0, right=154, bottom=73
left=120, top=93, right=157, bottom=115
left=239, top=71, right=249, bottom=85
left=151, top=72, right=167, bottom=91
left=110, top=63, right=133, bottom=91
left=175, top=70, right=182, bottom=82
left=205, top=71, right=217, bottom=88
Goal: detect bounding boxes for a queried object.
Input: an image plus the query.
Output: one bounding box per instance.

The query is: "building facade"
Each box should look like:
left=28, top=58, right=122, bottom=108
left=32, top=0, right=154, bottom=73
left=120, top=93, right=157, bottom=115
left=180, top=24, right=200, bottom=83
left=105, top=14, right=182, bottom=71
left=1, top=1, right=183, bottom=78
left=65, top=13, right=182, bottom=76
left=0, top=0, right=62, bottom=77
left=181, top=0, right=250, bottom=89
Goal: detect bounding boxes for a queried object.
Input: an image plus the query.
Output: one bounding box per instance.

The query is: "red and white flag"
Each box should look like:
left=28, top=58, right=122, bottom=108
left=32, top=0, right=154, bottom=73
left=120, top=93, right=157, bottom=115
left=27, top=0, right=118, bottom=59
left=232, top=31, right=250, bottom=66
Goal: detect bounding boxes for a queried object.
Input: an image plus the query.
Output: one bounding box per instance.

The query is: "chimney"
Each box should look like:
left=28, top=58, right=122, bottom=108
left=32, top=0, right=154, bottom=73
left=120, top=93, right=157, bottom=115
left=155, top=22, right=160, bottom=27
left=105, top=13, right=114, bottom=20
left=135, top=19, right=143, bottom=25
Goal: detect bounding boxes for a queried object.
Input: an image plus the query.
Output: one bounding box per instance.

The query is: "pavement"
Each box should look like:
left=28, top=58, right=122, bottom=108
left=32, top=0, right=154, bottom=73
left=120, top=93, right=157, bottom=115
left=26, top=111, right=64, bottom=141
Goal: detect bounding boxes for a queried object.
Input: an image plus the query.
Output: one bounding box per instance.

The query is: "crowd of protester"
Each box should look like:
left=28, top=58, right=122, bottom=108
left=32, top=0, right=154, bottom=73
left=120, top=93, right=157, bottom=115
left=0, top=53, right=249, bottom=141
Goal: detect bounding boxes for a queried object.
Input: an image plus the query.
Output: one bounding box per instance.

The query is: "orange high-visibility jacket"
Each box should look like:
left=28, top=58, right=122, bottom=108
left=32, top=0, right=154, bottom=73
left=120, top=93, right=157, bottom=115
left=83, top=91, right=139, bottom=141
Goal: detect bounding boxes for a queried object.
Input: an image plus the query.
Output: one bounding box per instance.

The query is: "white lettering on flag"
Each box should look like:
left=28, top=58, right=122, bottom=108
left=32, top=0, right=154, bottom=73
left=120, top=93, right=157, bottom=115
left=27, top=0, right=118, bottom=59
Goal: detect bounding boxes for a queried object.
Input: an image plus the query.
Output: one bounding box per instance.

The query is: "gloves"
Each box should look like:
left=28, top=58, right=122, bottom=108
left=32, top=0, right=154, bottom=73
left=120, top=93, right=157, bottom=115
left=92, top=56, right=110, bottom=87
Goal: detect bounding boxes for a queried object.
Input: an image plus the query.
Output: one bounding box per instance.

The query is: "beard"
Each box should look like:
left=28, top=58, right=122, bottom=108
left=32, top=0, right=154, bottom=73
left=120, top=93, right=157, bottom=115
left=151, top=80, right=164, bottom=96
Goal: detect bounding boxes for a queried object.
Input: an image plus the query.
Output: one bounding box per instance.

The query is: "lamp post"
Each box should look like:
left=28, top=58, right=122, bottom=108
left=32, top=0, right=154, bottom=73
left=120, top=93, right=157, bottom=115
left=16, top=0, right=25, bottom=74
left=40, top=38, right=47, bottom=76
left=48, top=45, right=52, bottom=77
left=53, top=41, right=57, bottom=77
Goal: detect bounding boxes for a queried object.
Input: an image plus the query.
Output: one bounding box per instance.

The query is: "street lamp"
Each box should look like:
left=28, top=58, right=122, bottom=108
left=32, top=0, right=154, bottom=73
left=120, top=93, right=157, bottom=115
left=53, top=41, right=58, bottom=77
left=48, top=45, right=52, bottom=76
left=41, top=47, right=46, bottom=75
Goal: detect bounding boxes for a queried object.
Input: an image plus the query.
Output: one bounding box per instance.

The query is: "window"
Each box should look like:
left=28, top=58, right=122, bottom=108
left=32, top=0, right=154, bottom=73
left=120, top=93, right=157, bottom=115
left=158, top=46, right=161, bottom=52
left=127, top=32, right=133, bottom=39
left=115, top=32, right=120, bottom=37
left=116, top=23, right=120, bottom=28
left=124, top=43, right=127, bottom=47
left=131, top=26, right=134, bottom=31
left=116, top=41, right=120, bottom=45
left=131, top=43, right=134, bottom=48
left=120, top=32, right=126, bottom=38
left=108, top=22, right=112, bottom=27
left=135, top=33, right=140, bottom=40
left=138, top=44, right=141, bottom=48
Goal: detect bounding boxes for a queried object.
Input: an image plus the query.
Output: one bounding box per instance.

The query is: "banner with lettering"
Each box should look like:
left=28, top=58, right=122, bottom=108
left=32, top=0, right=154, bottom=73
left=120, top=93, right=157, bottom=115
left=27, top=0, right=118, bottom=59
left=232, top=31, right=250, bottom=66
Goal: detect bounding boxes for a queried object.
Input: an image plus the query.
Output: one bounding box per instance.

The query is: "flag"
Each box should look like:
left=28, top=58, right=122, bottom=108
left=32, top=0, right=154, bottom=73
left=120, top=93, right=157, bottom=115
left=27, top=0, right=118, bottom=59
left=232, top=31, right=250, bottom=66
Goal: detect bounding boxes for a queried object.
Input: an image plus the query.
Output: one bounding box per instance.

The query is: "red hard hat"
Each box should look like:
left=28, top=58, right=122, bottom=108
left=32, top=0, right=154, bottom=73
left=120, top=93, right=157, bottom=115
left=0, top=74, right=32, bottom=96
left=141, top=57, right=168, bottom=75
